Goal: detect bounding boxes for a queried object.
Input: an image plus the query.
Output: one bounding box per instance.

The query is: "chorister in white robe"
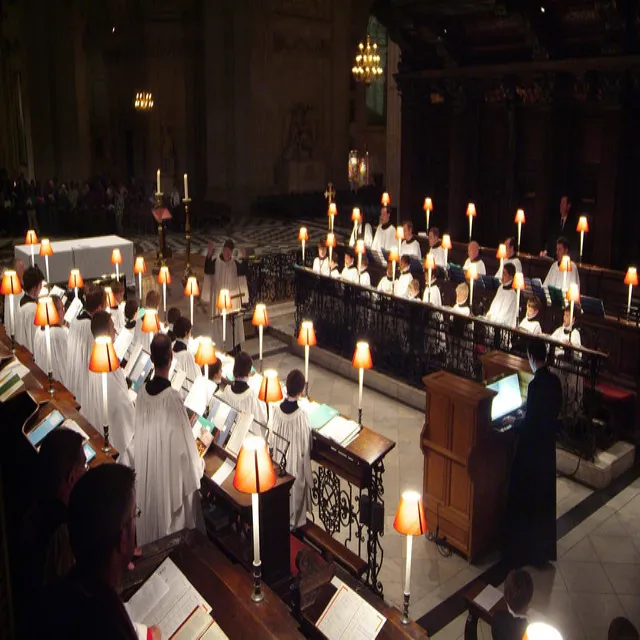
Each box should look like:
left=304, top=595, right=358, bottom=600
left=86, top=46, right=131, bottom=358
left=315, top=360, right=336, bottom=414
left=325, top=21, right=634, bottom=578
left=423, top=285, right=442, bottom=307
left=219, top=383, right=267, bottom=435
left=349, top=223, right=373, bottom=248
left=269, top=401, right=313, bottom=530
left=371, top=223, right=396, bottom=253
left=312, top=256, right=331, bottom=276
left=486, top=284, right=518, bottom=328
left=463, top=258, right=487, bottom=276
left=429, top=245, right=447, bottom=269
left=377, top=276, right=394, bottom=294
left=112, top=301, right=126, bottom=335
left=519, top=316, right=542, bottom=335
left=395, top=270, right=413, bottom=298
left=357, top=269, right=371, bottom=288
left=452, top=302, right=471, bottom=316
left=15, top=295, right=38, bottom=352
left=33, top=325, right=69, bottom=388
left=4, top=291, right=24, bottom=337
left=495, top=257, right=523, bottom=280
left=543, top=260, right=580, bottom=292
left=107, top=369, right=136, bottom=464
left=66, top=312, right=94, bottom=401
left=330, top=267, right=341, bottom=279
left=133, top=379, right=204, bottom=545
left=341, top=265, right=359, bottom=284
left=83, top=371, right=106, bottom=436
left=173, top=340, right=202, bottom=383
left=401, top=238, right=422, bottom=260
left=550, top=325, right=583, bottom=413
left=133, top=314, right=153, bottom=353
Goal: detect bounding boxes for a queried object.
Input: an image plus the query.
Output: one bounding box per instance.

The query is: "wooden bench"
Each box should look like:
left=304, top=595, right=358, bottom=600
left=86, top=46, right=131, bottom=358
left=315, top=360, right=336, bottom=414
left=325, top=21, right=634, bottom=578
left=297, top=520, right=368, bottom=580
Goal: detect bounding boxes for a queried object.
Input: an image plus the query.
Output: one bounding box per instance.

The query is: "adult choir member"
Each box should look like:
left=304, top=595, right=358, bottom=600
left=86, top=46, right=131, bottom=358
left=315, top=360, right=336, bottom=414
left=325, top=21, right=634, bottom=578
left=395, top=255, right=413, bottom=297
left=463, top=241, right=487, bottom=275
left=357, top=255, right=371, bottom=287
left=111, top=281, right=126, bottom=334
left=400, top=221, right=422, bottom=259
left=423, top=271, right=442, bottom=306
left=269, top=369, right=312, bottom=529
left=543, top=236, right=580, bottom=292
left=371, top=206, right=396, bottom=253
left=377, top=263, right=394, bottom=294
left=502, top=338, right=562, bottom=567
left=427, top=227, right=446, bottom=268
left=340, top=250, right=359, bottom=283
left=15, top=265, right=44, bottom=352
left=541, top=195, right=578, bottom=258
left=119, top=299, right=138, bottom=363
left=486, top=263, right=518, bottom=327
left=134, top=334, right=204, bottom=545
left=3, top=259, right=24, bottom=336
left=519, top=298, right=542, bottom=335
left=495, top=237, right=522, bottom=279
left=349, top=211, right=373, bottom=248
left=312, top=243, right=330, bottom=276
left=166, top=307, right=182, bottom=344
left=172, top=316, right=202, bottom=383
left=33, top=295, right=69, bottom=388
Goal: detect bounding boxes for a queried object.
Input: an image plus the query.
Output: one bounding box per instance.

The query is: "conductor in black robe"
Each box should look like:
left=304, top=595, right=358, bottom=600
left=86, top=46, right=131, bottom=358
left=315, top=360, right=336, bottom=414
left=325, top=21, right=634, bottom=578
left=502, top=338, right=563, bottom=568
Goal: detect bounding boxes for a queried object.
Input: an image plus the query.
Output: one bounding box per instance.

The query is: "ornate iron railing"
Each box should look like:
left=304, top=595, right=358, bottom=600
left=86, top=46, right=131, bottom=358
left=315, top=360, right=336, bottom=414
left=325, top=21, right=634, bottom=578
left=246, top=250, right=300, bottom=305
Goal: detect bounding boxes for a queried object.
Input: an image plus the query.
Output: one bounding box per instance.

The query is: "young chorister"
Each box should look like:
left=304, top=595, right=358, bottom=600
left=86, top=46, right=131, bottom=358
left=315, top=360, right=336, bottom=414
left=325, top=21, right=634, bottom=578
left=313, top=243, right=330, bottom=276
left=422, top=270, right=442, bottom=306
left=519, top=298, right=542, bottom=335
left=357, top=255, right=371, bottom=287
left=377, top=263, right=394, bottom=294
left=341, top=251, right=359, bottom=284
left=395, top=255, right=413, bottom=297
left=452, top=283, right=471, bottom=316
left=405, top=278, right=420, bottom=300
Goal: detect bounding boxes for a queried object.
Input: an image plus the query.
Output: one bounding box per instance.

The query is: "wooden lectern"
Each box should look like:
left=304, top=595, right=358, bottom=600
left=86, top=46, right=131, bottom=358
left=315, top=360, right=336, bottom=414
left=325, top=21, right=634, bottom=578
left=421, top=371, right=514, bottom=561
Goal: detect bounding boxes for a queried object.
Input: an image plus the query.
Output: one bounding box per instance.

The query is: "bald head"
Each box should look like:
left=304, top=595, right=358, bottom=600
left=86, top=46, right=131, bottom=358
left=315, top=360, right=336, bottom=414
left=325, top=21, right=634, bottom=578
left=468, top=241, right=480, bottom=260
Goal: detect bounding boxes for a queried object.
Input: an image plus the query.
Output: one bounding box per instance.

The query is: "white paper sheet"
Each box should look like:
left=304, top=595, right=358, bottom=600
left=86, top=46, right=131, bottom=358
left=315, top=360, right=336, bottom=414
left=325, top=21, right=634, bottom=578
left=473, top=584, right=503, bottom=612
left=171, top=369, right=187, bottom=392
left=320, top=416, right=361, bottom=446
left=64, top=297, right=83, bottom=324
left=224, top=411, right=252, bottom=458
left=200, top=622, right=229, bottom=639
left=125, top=572, right=170, bottom=623
left=62, top=419, right=90, bottom=442
left=184, top=376, right=216, bottom=417
left=211, top=459, right=236, bottom=486
left=124, top=344, right=142, bottom=378
left=114, top=330, right=134, bottom=361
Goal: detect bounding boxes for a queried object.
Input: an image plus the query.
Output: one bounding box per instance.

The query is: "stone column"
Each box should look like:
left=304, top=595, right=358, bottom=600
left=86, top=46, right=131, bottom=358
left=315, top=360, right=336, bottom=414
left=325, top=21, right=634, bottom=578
left=385, top=40, right=401, bottom=210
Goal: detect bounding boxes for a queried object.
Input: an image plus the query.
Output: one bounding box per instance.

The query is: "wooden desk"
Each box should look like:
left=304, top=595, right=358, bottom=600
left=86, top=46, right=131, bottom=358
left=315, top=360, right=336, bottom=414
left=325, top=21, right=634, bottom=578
left=122, top=529, right=304, bottom=639
left=463, top=580, right=507, bottom=640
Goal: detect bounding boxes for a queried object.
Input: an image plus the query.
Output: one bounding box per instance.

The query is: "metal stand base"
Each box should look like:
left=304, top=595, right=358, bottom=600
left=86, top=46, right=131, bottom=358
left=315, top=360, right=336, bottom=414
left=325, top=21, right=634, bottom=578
left=48, top=372, right=54, bottom=397
left=401, top=592, right=410, bottom=624
left=358, top=407, right=362, bottom=425
left=251, top=562, right=264, bottom=602
left=102, top=425, right=111, bottom=454
left=10, top=334, right=15, bottom=353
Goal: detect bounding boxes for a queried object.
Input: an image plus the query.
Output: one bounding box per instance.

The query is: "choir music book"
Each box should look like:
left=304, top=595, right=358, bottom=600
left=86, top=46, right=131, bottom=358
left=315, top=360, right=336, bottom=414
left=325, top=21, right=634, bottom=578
left=190, top=414, right=216, bottom=458
left=307, top=403, right=340, bottom=431
left=114, top=329, right=134, bottom=361
left=223, top=411, right=253, bottom=458
left=64, top=296, right=83, bottom=324
left=318, top=416, right=361, bottom=447
left=26, top=409, right=65, bottom=448
left=184, top=377, right=216, bottom=417
left=123, top=344, right=143, bottom=378
left=0, top=373, right=23, bottom=403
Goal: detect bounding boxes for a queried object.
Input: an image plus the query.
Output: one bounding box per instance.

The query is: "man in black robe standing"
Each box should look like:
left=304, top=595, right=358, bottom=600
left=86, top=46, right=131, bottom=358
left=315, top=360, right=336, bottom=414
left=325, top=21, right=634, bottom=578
left=503, top=337, right=563, bottom=568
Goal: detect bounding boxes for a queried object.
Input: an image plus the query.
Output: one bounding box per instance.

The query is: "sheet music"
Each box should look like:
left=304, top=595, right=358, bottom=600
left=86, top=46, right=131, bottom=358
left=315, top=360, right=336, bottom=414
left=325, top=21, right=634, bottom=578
left=172, top=606, right=214, bottom=639
left=62, top=419, right=90, bottom=442
left=320, top=416, right=361, bottom=446
left=124, top=344, right=142, bottom=378
left=184, top=377, right=216, bottom=417
left=201, top=622, right=229, bottom=639
left=114, top=330, right=134, bottom=361
left=171, top=369, right=187, bottom=392
left=224, top=411, right=252, bottom=458
left=64, top=297, right=83, bottom=324
left=125, top=572, right=169, bottom=622
left=211, top=459, right=235, bottom=485
left=473, top=584, right=503, bottom=612
left=49, top=285, right=65, bottom=298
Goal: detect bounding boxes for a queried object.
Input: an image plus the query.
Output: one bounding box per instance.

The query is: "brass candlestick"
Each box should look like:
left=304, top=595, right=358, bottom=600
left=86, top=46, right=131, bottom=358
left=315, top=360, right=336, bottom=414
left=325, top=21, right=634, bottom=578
left=154, top=191, right=165, bottom=271
left=182, top=197, right=193, bottom=285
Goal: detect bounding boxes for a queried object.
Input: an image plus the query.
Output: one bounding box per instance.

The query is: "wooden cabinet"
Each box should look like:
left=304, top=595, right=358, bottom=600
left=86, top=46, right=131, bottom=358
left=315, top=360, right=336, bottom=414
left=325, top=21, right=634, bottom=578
left=421, top=371, right=513, bottom=561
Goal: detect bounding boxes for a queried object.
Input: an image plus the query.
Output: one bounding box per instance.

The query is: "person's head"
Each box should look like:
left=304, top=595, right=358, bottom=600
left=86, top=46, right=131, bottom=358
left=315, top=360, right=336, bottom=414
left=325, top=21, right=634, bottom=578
left=91, top=310, right=115, bottom=342
left=50, top=295, right=64, bottom=325
left=286, top=368, right=305, bottom=399
left=503, top=569, right=533, bottom=616
left=150, top=333, right=172, bottom=374
left=68, top=464, right=137, bottom=578
left=563, top=305, right=578, bottom=328
left=23, top=266, right=44, bottom=297
left=233, top=351, right=253, bottom=379
left=14, top=259, right=25, bottom=282
left=173, top=316, right=192, bottom=340
left=360, top=255, right=368, bottom=270
left=408, top=278, right=420, bottom=298
left=85, top=285, right=106, bottom=315
left=124, top=299, right=138, bottom=322
left=428, top=227, right=440, bottom=248
left=502, top=262, right=516, bottom=285
left=209, top=358, right=223, bottom=383
left=400, top=255, right=410, bottom=271
left=527, top=337, right=547, bottom=372
left=505, top=237, right=516, bottom=258
left=526, top=297, right=541, bottom=319
left=456, top=283, right=469, bottom=304
left=344, top=252, right=354, bottom=267
left=111, top=281, right=125, bottom=303
left=467, top=241, right=480, bottom=261
left=167, top=307, right=181, bottom=327
left=608, top=617, right=639, bottom=640
left=379, top=206, right=390, bottom=226
left=317, top=243, right=327, bottom=259
left=402, top=221, right=413, bottom=240
left=560, top=194, right=572, bottom=218
left=556, top=236, right=570, bottom=262
left=144, top=290, right=160, bottom=310
left=223, top=238, right=234, bottom=261
left=39, top=427, right=86, bottom=505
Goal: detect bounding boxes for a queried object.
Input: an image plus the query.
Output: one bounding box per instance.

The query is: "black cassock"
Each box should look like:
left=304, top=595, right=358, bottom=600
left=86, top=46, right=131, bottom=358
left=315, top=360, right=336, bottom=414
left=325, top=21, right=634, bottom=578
left=504, top=365, right=563, bottom=567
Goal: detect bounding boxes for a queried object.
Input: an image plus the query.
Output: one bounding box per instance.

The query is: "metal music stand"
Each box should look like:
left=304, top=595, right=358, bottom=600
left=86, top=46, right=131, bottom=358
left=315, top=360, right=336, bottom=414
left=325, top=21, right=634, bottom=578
left=580, top=295, right=605, bottom=318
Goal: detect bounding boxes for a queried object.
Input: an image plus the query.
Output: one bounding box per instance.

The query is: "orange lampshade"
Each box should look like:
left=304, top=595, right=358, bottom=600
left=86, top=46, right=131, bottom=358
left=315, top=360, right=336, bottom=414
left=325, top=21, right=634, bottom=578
left=393, top=491, right=427, bottom=536
left=111, top=248, right=123, bottom=265
left=352, top=207, right=362, bottom=223
left=0, top=270, right=22, bottom=296
left=134, top=256, right=146, bottom=275
left=514, top=209, right=526, bottom=224
left=355, top=239, right=366, bottom=255
left=216, top=288, right=232, bottom=311
left=395, top=226, right=404, bottom=241
left=233, top=436, right=277, bottom=494
left=559, top=255, right=572, bottom=272
left=68, top=269, right=84, bottom=290
left=298, top=227, right=309, bottom=242
left=34, top=297, right=59, bottom=327
left=141, top=308, right=160, bottom=333
left=352, top=341, right=373, bottom=369
left=39, top=238, right=53, bottom=257
left=184, top=276, right=200, bottom=297
left=195, top=336, right=217, bottom=366
left=104, top=287, right=117, bottom=309
left=566, top=282, right=580, bottom=303
left=328, top=203, right=337, bottom=216
left=326, top=233, right=336, bottom=249
left=466, top=262, right=479, bottom=280
left=496, top=244, right=507, bottom=260
left=258, top=369, right=284, bottom=404
left=424, top=254, right=436, bottom=271
left=157, top=265, right=171, bottom=285
left=423, top=197, right=433, bottom=212
left=466, top=203, right=477, bottom=218
left=252, top=303, right=269, bottom=327
left=25, top=230, right=38, bottom=246
left=576, top=216, right=589, bottom=233
left=442, top=234, right=452, bottom=250
left=89, top=336, right=119, bottom=373
left=513, top=272, right=525, bottom=291
left=381, top=192, right=390, bottom=206
left=388, top=248, right=399, bottom=263
left=624, top=266, right=638, bottom=286
left=297, top=320, right=317, bottom=347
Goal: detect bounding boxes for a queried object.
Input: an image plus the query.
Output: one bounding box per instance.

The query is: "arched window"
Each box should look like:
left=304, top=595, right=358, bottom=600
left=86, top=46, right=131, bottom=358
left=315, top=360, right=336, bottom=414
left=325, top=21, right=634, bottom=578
left=365, top=16, right=387, bottom=126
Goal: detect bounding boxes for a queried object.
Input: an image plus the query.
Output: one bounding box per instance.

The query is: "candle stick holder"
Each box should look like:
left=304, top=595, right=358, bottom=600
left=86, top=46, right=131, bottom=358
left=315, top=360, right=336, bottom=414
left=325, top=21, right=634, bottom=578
left=182, top=197, right=193, bottom=285
left=153, top=190, right=165, bottom=271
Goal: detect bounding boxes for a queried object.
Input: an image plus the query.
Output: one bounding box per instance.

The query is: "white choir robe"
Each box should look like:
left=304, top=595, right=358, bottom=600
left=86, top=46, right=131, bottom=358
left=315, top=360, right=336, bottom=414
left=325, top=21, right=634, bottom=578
left=543, top=260, right=580, bottom=292
left=173, top=341, right=202, bottom=384
left=312, top=256, right=330, bottom=276
left=33, top=325, right=69, bottom=388
left=218, top=384, right=267, bottom=435
left=133, top=382, right=204, bottom=545
left=371, top=223, right=396, bottom=253
left=82, top=371, right=106, bottom=436
left=112, top=301, right=126, bottom=335
left=395, top=270, right=413, bottom=298
left=495, top=257, right=522, bottom=280
left=452, top=302, right=471, bottom=316
left=429, top=245, right=447, bottom=269
left=357, top=269, right=371, bottom=287
left=341, top=265, right=359, bottom=284
left=422, top=285, right=442, bottom=307
left=377, top=276, right=394, bottom=294
left=106, top=369, right=136, bottom=464
left=66, top=315, right=93, bottom=401
left=519, top=317, right=542, bottom=335
left=401, top=238, right=422, bottom=260
left=349, top=223, right=373, bottom=248
left=463, top=258, right=487, bottom=276
left=15, top=298, right=37, bottom=352
left=550, top=325, right=583, bottom=412
left=330, top=268, right=341, bottom=279
left=486, top=285, right=518, bottom=328
left=269, top=404, right=313, bottom=529
left=4, top=292, right=24, bottom=337
left=133, top=314, right=153, bottom=353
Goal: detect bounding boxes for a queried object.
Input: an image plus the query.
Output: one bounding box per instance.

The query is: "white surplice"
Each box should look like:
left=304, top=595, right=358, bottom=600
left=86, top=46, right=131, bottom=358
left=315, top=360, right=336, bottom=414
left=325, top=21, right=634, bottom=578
left=550, top=325, right=583, bottom=413
left=107, top=369, right=136, bottom=464
left=341, top=265, right=359, bottom=284
left=519, top=317, right=542, bottom=335
left=204, top=257, right=245, bottom=348
left=543, top=260, right=580, bottom=292
left=486, top=284, right=518, bottom=328
left=269, top=403, right=313, bottom=530
left=401, top=238, right=422, bottom=260
left=4, top=292, right=24, bottom=337
left=330, top=267, right=340, bottom=279
left=312, top=256, right=330, bottom=276
left=429, top=245, right=447, bottom=268
left=66, top=314, right=93, bottom=400
left=112, top=301, right=126, bottom=335
left=495, top=257, right=523, bottom=280
left=218, top=384, right=267, bottom=435
left=422, top=285, right=442, bottom=307
left=15, top=297, right=37, bottom=352
left=349, top=223, right=373, bottom=248
left=463, top=258, right=487, bottom=276
left=173, top=341, right=203, bottom=383
left=133, top=314, right=153, bottom=353
left=377, top=276, right=393, bottom=294
left=33, top=325, right=69, bottom=389
left=133, top=381, right=205, bottom=545
left=82, top=371, right=106, bottom=436
left=395, top=270, right=413, bottom=298
left=371, top=223, right=396, bottom=253
left=357, top=270, right=371, bottom=288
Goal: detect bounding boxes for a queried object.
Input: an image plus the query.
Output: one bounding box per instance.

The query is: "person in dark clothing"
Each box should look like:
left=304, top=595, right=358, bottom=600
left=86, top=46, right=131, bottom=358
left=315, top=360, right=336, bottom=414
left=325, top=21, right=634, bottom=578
left=491, top=569, right=533, bottom=640
left=541, top=194, right=578, bottom=259
left=502, top=338, right=563, bottom=568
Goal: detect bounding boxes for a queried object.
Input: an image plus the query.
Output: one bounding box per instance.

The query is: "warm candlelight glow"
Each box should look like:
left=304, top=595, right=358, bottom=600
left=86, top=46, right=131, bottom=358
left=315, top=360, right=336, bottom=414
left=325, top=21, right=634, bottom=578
left=625, top=267, right=639, bottom=286
left=566, top=282, right=580, bottom=303
left=442, top=234, right=452, bottom=250
left=141, top=309, right=160, bottom=333
left=25, top=230, right=38, bottom=245
left=104, top=287, right=117, bottom=309
left=328, top=203, right=337, bottom=216
left=466, top=203, right=476, bottom=217
left=0, top=271, right=22, bottom=296
left=89, top=336, right=119, bottom=373
left=134, top=256, right=146, bottom=274
left=388, top=248, right=399, bottom=262
left=576, top=216, right=589, bottom=233
left=393, top=491, right=427, bottom=536
left=233, top=436, right=277, bottom=495
left=496, top=244, right=507, bottom=260
left=157, top=266, right=171, bottom=285
left=512, top=272, right=525, bottom=291
left=252, top=303, right=269, bottom=327
left=216, top=289, right=232, bottom=311
left=39, top=238, right=53, bottom=257
left=298, top=227, right=309, bottom=241
left=195, top=336, right=217, bottom=367
left=466, top=262, right=479, bottom=280
left=352, top=341, right=373, bottom=369
left=355, top=239, right=366, bottom=255
left=424, top=254, right=436, bottom=271
left=297, top=320, right=317, bottom=347
left=559, top=255, right=572, bottom=272
left=514, top=209, right=526, bottom=224
left=381, top=192, right=390, bottom=206
left=110, top=248, right=123, bottom=265
left=258, top=369, right=284, bottom=404
left=184, top=276, right=200, bottom=297
left=34, top=297, right=59, bottom=327
left=68, top=269, right=84, bottom=290
left=423, top=198, right=433, bottom=212
left=352, top=207, right=362, bottom=223
left=395, top=226, right=404, bottom=241
left=325, top=233, right=336, bottom=248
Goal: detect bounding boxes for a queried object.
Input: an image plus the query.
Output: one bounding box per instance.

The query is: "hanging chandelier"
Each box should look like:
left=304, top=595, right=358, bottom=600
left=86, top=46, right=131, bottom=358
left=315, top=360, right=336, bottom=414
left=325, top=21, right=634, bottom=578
left=351, top=35, right=384, bottom=85
left=134, top=92, right=154, bottom=112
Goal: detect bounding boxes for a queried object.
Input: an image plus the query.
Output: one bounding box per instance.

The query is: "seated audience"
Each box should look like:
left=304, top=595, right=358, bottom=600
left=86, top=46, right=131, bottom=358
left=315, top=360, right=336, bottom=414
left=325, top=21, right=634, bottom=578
left=491, top=569, right=533, bottom=640
left=463, top=241, right=486, bottom=275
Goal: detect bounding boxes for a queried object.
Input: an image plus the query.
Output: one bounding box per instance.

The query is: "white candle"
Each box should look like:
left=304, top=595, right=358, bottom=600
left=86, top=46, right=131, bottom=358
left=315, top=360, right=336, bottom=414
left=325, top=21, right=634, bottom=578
left=259, top=325, right=263, bottom=362
left=469, top=277, right=474, bottom=309
left=30, top=244, right=34, bottom=267
left=183, top=173, right=189, bottom=200
left=157, top=169, right=161, bottom=194
left=569, top=299, right=575, bottom=328
left=190, top=295, right=194, bottom=326
left=357, top=252, right=362, bottom=283
left=222, top=308, right=227, bottom=343
left=515, top=288, right=521, bottom=328
left=444, top=248, right=449, bottom=267
left=45, top=325, right=52, bottom=376
left=204, top=363, right=209, bottom=380
left=74, top=286, right=78, bottom=300
left=45, top=255, right=50, bottom=283
left=330, top=215, right=334, bottom=232
left=392, top=261, right=396, bottom=283
left=427, top=268, right=432, bottom=303
left=252, top=492, right=261, bottom=565
left=579, top=231, right=585, bottom=262
left=102, top=372, right=108, bottom=430
left=469, top=216, right=473, bottom=241
left=138, top=273, right=143, bottom=303
left=500, top=257, right=504, bottom=273
left=115, top=263, right=120, bottom=280
left=329, top=246, right=333, bottom=264
left=301, top=239, right=305, bottom=263
left=628, top=283, right=634, bottom=314
left=358, top=367, right=364, bottom=411
left=562, top=270, right=567, bottom=293
left=9, top=295, right=15, bottom=340
left=304, top=344, right=309, bottom=388
left=162, top=282, right=167, bottom=315
left=426, top=210, right=430, bottom=231
left=517, top=222, right=522, bottom=253
left=404, top=535, right=413, bottom=596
